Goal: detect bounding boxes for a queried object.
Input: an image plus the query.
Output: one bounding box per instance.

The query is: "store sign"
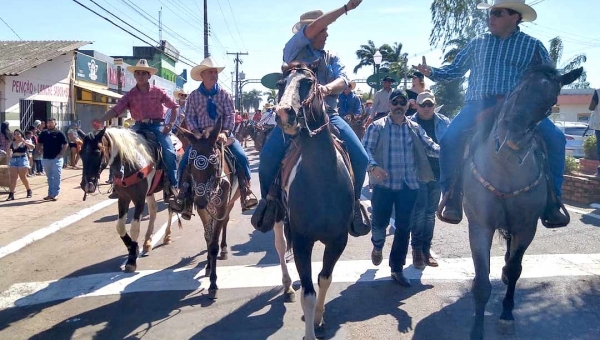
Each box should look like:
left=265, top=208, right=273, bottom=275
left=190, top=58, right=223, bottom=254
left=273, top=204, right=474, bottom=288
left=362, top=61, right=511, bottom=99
left=10, top=79, right=69, bottom=99
left=76, top=53, right=107, bottom=85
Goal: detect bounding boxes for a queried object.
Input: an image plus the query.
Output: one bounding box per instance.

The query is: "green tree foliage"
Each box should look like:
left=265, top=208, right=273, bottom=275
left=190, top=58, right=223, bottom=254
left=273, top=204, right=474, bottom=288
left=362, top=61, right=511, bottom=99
left=266, top=89, right=278, bottom=104
left=548, top=36, right=589, bottom=89
left=430, top=0, right=488, bottom=49
left=242, top=89, right=263, bottom=112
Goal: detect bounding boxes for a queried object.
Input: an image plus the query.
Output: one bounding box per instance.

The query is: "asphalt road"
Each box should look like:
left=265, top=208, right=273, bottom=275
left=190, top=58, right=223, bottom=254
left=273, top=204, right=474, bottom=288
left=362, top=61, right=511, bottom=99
left=1, top=143, right=599, bottom=340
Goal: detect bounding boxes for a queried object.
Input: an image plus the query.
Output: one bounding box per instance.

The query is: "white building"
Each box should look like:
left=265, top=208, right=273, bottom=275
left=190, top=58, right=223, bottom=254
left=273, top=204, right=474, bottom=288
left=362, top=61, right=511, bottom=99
left=550, top=88, right=595, bottom=123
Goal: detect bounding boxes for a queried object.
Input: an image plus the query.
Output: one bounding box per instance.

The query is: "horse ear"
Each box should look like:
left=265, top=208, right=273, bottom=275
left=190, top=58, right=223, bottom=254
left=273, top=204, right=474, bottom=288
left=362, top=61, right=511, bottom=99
left=207, top=115, right=223, bottom=145
left=95, top=128, right=106, bottom=141
left=560, top=67, right=583, bottom=86
left=77, top=129, right=86, bottom=140
left=175, top=126, right=197, bottom=144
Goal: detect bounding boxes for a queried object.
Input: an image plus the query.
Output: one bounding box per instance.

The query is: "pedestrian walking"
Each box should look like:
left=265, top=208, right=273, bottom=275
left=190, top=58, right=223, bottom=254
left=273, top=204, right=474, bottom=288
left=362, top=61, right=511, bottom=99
left=588, top=88, right=600, bottom=176
left=5, top=129, right=34, bottom=201
left=38, top=118, right=68, bottom=201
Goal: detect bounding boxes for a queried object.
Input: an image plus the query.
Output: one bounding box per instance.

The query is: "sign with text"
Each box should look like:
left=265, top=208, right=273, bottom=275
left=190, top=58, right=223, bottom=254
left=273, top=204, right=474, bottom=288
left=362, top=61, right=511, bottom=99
left=76, top=53, right=107, bottom=86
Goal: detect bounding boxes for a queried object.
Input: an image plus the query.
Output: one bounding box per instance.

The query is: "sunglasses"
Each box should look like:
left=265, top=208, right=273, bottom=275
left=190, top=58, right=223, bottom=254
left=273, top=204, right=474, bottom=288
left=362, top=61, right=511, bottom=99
left=419, top=102, right=434, bottom=108
left=179, top=94, right=188, bottom=98
left=390, top=98, right=407, bottom=106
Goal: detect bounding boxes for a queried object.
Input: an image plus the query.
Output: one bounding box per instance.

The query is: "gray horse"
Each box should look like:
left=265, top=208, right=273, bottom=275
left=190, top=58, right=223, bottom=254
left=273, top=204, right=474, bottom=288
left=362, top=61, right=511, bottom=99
left=463, top=65, right=583, bottom=340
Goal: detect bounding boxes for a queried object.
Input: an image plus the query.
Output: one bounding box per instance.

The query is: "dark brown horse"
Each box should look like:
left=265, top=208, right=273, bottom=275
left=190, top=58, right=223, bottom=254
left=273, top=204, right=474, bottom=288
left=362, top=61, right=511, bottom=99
left=343, top=108, right=370, bottom=140
left=79, top=128, right=176, bottom=272
left=235, top=120, right=256, bottom=148
left=176, top=117, right=241, bottom=299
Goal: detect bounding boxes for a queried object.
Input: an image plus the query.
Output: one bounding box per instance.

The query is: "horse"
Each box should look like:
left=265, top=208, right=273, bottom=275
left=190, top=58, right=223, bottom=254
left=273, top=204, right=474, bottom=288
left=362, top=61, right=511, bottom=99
left=463, top=65, right=582, bottom=340
left=274, top=62, right=354, bottom=340
left=235, top=120, right=256, bottom=148
left=253, top=124, right=274, bottom=152
left=175, top=117, right=241, bottom=300
left=79, top=128, right=176, bottom=272
left=343, top=109, right=370, bottom=140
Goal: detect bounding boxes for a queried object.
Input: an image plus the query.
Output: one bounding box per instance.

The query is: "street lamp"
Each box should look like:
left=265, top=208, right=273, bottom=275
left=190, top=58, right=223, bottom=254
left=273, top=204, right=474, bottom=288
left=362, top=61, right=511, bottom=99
left=373, top=50, right=383, bottom=92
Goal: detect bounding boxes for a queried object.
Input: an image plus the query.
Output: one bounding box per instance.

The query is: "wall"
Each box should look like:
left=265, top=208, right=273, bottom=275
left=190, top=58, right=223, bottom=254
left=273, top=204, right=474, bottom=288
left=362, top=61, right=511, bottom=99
left=551, top=104, right=592, bottom=123
left=562, top=174, right=600, bottom=204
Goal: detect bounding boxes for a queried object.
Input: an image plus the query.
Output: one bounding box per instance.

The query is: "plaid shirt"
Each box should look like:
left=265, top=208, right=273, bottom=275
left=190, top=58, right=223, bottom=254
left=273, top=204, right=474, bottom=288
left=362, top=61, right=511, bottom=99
left=112, top=85, right=178, bottom=121
left=430, top=28, right=552, bottom=101
left=185, top=87, right=235, bottom=132
left=363, top=116, right=439, bottom=190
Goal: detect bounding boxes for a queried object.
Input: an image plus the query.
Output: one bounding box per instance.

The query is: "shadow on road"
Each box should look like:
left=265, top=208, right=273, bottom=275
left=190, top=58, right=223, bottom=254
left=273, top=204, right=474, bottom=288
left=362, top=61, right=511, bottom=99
left=230, top=230, right=282, bottom=266
left=93, top=201, right=170, bottom=224
left=412, top=277, right=600, bottom=340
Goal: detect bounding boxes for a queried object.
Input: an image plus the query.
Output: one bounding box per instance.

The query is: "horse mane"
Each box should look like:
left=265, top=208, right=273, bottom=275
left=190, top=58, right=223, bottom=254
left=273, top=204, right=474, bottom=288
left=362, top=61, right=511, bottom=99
left=103, top=128, right=154, bottom=169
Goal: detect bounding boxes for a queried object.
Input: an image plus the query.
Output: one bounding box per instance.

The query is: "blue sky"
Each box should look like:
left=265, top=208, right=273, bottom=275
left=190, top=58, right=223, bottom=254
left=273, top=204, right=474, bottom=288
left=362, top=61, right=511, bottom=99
left=1, top=0, right=598, bottom=98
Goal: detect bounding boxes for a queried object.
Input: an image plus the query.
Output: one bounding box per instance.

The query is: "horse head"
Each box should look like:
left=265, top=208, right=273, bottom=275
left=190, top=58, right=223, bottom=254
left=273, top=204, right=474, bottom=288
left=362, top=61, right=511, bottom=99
left=177, top=116, right=224, bottom=210
left=276, top=61, right=328, bottom=136
left=496, top=65, right=583, bottom=152
left=79, top=128, right=109, bottom=193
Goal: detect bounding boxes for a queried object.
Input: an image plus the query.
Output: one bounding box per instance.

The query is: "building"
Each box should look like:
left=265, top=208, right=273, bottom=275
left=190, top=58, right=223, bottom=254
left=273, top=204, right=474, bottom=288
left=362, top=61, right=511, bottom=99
left=551, top=88, right=595, bottom=123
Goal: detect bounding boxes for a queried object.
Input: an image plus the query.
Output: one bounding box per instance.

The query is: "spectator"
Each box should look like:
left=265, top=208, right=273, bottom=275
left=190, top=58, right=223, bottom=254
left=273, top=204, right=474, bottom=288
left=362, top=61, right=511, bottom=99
left=0, top=121, right=12, bottom=154
left=38, top=118, right=68, bottom=201
left=31, top=122, right=44, bottom=175
left=67, top=122, right=83, bottom=168
left=24, top=130, right=35, bottom=177
left=588, top=88, right=600, bottom=176
left=6, top=129, right=34, bottom=201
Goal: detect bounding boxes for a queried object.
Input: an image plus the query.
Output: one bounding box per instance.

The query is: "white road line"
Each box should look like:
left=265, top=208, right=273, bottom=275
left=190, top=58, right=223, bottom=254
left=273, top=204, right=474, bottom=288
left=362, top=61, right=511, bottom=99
left=2, top=253, right=599, bottom=309
left=121, top=214, right=179, bottom=267
left=565, top=206, right=600, bottom=220
left=0, top=199, right=117, bottom=260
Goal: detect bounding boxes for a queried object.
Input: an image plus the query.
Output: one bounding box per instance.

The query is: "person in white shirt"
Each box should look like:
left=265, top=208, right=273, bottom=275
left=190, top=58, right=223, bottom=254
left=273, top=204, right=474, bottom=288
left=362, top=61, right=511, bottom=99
left=366, top=76, right=395, bottom=127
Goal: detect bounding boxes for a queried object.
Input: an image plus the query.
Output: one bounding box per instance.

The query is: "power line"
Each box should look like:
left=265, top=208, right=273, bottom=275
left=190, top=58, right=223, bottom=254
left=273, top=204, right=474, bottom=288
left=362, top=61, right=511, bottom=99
left=0, top=16, right=23, bottom=40
left=213, top=0, right=242, bottom=51
left=226, top=0, right=247, bottom=51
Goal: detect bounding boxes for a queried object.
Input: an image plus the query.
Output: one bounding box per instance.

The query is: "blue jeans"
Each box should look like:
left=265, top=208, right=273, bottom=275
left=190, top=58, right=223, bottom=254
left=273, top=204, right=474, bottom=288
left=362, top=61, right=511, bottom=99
left=370, top=185, right=418, bottom=272
left=178, top=138, right=251, bottom=182
left=258, top=115, right=369, bottom=200
left=42, top=158, right=63, bottom=197
left=35, top=159, right=43, bottom=174
left=410, top=181, right=441, bottom=254
left=439, top=99, right=566, bottom=197
left=132, top=123, right=178, bottom=187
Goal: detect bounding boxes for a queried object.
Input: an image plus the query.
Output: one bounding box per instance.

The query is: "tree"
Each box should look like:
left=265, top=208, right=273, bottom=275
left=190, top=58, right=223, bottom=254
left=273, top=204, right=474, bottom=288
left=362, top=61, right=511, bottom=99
left=430, top=37, right=468, bottom=118
left=430, top=0, right=488, bottom=50
left=266, top=89, right=278, bottom=104
left=242, top=89, right=264, bottom=112
left=354, top=40, right=379, bottom=74
left=548, top=36, right=589, bottom=89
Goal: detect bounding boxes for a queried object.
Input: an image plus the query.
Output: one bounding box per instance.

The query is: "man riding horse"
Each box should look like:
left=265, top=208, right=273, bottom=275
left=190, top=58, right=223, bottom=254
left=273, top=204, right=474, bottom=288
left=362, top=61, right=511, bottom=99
left=258, top=0, right=370, bottom=231
left=414, top=0, right=569, bottom=228
left=170, top=57, right=258, bottom=217
left=93, top=59, right=179, bottom=199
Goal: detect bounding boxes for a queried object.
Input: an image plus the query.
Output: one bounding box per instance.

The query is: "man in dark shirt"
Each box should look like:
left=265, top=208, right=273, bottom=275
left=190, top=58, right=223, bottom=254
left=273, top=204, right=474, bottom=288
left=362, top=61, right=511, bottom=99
left=409, top=91, right=450, bottom=269
left=38, top=118, right=68, bottom=201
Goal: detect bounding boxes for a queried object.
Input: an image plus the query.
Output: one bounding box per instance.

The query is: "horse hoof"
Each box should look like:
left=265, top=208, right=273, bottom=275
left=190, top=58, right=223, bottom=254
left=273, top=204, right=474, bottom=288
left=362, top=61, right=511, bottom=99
left=163, top=238, right=172, bottom=246
left=143, top=244, right=152, bottom=253
left=314, top=323, right=326, bottom=339
left=497, top=319, right=515, bottom=335
left=284, top=290, right=296, bottom=303
left=208, top=289, right=218, bottom=300
left=124, top=264, right=136, bottom=273
left=219, top=252, right=228, bottom=260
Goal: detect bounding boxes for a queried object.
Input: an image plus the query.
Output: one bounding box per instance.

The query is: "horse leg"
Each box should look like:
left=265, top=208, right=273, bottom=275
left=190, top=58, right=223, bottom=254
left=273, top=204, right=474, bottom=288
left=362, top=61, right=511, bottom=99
left=115, top=199, right=136, bottom=272
left=198, top=210, right=214, bottom=276
left=208, top=218, right=225, bottom=300
left=124, top=201, right=145, bottom=273
left=143, top=194, right=157, bottom=253
left=163, top=209, right=173, bottom=245
left=498, top=230, right=536, bottom=335
left=294, top=235, right=317, bottom=340
left=314, top=234, right=348, bottom=338
left=468, top=224, right=495, bottom=340
left=274, top=221, right=295, bottom=302
left=219, top=222, right=228, bottom=260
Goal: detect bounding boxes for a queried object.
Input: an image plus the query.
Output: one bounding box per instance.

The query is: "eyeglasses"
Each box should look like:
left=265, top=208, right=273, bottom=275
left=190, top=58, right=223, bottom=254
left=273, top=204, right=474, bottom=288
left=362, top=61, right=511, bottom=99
left=489, top=9, right=505, bottom=17
left=419, top=102, right=434, bottom=108
left=390, top=98, right=407, bottom=106
left=179, top=94, right=188, bottom=98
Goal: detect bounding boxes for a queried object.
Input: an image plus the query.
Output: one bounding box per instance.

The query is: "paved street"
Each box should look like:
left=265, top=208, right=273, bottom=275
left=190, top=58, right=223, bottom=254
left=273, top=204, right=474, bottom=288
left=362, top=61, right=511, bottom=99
left=1, top=142, right=599, bottom=340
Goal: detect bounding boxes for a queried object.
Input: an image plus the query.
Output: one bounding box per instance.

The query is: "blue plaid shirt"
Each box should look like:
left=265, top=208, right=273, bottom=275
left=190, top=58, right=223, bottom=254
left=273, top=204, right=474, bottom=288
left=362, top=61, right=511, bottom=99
left=363, top=116, right=439, bottom=190
left=430, top=28, right=552, bottom=101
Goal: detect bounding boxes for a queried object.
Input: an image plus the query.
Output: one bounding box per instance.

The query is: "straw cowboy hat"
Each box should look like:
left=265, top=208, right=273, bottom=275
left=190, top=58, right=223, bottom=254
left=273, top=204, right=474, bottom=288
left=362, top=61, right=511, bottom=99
left=264, top=103, right=273, bottom=109
left=191, top=57, right=225, bottom=81
left=477, top=0, right=537, bottom=22
left=292, top=10, right=323, bottom=33
left=126, top=59, right=158, bottom=75
left=347, top=81, right=356, bottom=91
left=173, top=89, right=188, bottom=98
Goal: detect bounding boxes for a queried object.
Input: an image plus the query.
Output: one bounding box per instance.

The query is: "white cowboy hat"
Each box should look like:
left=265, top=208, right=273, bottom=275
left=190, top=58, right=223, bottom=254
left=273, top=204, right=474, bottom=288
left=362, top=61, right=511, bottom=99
left=173, top=89, right=188, bottom=98
left=477, top=0, right=537, bottom=22
left=292, top=10, right=323, bottom=34
left=126, top=59, right=158, bottom=75
left=190, top=57, right=225, bottom=81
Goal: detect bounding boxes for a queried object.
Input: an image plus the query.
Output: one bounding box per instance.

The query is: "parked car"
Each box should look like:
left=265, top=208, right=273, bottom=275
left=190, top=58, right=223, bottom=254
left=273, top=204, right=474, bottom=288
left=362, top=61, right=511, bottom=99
left=553, top=121, right=593, bottom=158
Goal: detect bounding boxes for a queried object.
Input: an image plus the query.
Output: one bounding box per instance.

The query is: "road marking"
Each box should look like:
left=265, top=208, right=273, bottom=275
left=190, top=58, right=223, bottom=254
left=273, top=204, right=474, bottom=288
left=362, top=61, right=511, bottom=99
left=2, top=253, right=599, bottom=309
left=0, top=199, right=117, bottom=260
left=122, top=214, right=179, bottom=267
left=566, top=206, right=600, bottom=221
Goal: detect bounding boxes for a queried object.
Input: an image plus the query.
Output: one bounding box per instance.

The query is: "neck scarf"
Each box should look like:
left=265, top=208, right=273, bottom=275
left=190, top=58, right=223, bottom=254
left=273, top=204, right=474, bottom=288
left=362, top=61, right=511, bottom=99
left=199, top=83, right=220, bottom=120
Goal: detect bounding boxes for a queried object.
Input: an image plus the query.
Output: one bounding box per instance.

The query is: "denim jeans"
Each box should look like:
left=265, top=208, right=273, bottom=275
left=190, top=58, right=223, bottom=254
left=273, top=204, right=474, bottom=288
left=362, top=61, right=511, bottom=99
left=439, top=99, right=566, bottom=197
left=259, top=114, right=369, bottom=199
left=178, top=138, right=251, bottom=182
left=370, top=185, right=418, bottom=272
left=42, top=158, right=63, bottom=197
left=35, top=160, right=43, bottom=174
left=410, top=181, right=441, bottom=254
left=132, top=123, right=178, bottom=186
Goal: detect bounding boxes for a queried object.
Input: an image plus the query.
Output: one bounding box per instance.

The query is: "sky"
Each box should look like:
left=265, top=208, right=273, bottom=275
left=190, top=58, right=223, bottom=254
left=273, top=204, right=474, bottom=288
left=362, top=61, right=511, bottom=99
left=1, top=0, right=599, bottom=100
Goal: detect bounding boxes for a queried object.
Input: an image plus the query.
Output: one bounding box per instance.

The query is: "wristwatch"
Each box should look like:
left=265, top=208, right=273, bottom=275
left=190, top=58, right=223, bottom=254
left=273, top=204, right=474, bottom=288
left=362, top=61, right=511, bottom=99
left=368, top=164, right=377, bottom=173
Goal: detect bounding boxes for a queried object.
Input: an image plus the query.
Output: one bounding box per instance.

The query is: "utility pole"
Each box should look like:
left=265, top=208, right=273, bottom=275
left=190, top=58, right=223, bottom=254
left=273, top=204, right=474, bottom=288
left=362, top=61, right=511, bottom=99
left=227, top=52, right=248, bottom=110
left=203, top=0, right=209, bottom=58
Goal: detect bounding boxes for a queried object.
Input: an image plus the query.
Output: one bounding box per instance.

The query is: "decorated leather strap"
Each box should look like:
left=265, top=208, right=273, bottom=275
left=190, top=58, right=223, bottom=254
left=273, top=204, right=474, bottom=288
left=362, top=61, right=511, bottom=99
left=114, top=164, right=155, bottom=188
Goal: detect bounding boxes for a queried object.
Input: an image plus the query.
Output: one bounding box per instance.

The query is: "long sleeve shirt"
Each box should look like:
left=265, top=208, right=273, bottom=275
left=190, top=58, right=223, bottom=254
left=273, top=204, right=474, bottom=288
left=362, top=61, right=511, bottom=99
left=429, top=28, right=552, bottom=101
left=185, top=87, right=235, bottom=133
left=363, top=116, right=439, bottom=190
left=283, top=26, right=348, bottom=112
left=112, top=85, right=178, bottom=121
left=338, top=92, right=362, bottom=117
left=371, top=88, right=392, bottom=115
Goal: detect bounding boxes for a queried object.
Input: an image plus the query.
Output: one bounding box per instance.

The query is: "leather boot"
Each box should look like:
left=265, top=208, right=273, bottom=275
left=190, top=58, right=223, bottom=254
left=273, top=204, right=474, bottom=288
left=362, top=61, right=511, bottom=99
left=412, top=249, right=426, bottom=270
left=349, top=199, right=371, bottom=237
left=240, top=181, right=258, bottom=211
left=26, top=189, right=32, bottom=198
left=424, top=251, right=439, bottom=267
left=170, top=190, right=187, bottom=213
left=437, top=189, right=463, bottom=224
left=5, top=192, right=14, bottom=201
left=108, top=186, right=118, bottom=199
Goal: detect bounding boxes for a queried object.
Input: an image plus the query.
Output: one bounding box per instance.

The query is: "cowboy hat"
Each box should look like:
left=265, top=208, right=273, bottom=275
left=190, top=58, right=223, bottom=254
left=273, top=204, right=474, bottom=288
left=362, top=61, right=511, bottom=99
left=477, top=0, right=537, bottom=22
left=292, top=10, right=324, bottom=34
left=190, top=57, right=225, bottom=81
left=264, top=103, right=273, bottom=109
left=173, top=89, right=188, bottom=98
left=126, top=59, right=157, bottom=75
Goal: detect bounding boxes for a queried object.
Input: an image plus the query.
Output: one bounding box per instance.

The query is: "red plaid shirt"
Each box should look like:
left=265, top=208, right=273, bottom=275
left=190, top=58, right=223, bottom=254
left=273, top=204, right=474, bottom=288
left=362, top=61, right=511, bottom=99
left=112, top=85, right=178, bottom=121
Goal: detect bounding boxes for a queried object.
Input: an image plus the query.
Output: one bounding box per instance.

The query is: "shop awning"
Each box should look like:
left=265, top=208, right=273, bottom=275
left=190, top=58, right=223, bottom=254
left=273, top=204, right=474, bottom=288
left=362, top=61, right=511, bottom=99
left=76, top=82, right=123, bottom=99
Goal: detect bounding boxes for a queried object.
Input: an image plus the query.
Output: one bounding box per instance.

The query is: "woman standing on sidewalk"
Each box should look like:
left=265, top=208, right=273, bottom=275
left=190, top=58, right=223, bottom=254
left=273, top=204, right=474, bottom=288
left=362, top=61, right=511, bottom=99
left=6, top=129, right=34, bottom=201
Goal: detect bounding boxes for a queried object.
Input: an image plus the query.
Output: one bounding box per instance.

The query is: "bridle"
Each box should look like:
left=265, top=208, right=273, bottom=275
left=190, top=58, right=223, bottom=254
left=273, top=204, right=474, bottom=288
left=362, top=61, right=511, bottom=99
left=279, top=65, right=329, bottom=137
left=81, top=134, right=110, bottom=201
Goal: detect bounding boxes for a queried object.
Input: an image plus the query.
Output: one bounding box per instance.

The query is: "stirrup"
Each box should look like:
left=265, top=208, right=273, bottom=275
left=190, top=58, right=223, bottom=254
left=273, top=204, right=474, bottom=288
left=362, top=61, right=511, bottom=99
left=436, top=191, right=462, bottom=224
left=541, top=202, right=570, bottom=228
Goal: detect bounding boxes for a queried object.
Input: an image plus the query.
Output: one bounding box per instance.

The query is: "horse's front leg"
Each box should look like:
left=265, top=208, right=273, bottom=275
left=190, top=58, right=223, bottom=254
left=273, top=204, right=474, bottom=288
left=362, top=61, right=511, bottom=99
left=123, top=199, right=145, bottom=273
left=468, top=223, right=495, bottom=340
left=274, top=221, right=295, bottom=302
left=219, top=221, right=228, bottom=260
left=498, top=229, right=535, bottom=335
left=143, top=194, right=157, bottom=253
left=116, top=198, right=134, bottom=271
left=207, top=218, right=225, bottom=300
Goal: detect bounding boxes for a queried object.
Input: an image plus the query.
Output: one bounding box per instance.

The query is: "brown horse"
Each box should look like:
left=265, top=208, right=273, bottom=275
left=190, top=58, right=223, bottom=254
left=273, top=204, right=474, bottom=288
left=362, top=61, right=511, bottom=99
left=343, top=109, right=370, bottom=140
left=79, top=128, right=176, bottom=272
left=176, top=117, right=241, bottom=299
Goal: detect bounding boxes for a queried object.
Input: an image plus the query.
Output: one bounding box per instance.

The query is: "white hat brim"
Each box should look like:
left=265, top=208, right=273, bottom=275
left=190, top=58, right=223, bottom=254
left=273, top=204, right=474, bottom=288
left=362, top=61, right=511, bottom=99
left=126, top=65, right=158, bottom=75
left=173, top=90, right=188, bottom=97
left=292, top=19, right=315, bottom=34
left=190, top=65, right=225, bottom=81
left=477, top=2, right=537, bottom=22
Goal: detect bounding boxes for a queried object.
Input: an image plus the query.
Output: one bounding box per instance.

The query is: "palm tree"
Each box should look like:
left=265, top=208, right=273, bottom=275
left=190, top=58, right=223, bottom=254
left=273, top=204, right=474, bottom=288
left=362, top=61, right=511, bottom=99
left=266, top=89, right=278, bottom=104
left=548, top=36, right=589, bottom=89
left=354, top=40, right=379, bottom=74
left=248, top=89, right=263, bottom=110
left=242, top=92, right=253, bottom=112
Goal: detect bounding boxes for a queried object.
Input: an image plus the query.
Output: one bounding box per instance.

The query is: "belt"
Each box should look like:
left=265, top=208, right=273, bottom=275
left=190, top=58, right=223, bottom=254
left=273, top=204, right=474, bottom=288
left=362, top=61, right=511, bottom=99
left=139, top=118, right=164, bottom=124
left=11, top=154, right=26, bottom=158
